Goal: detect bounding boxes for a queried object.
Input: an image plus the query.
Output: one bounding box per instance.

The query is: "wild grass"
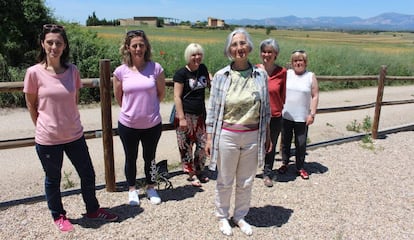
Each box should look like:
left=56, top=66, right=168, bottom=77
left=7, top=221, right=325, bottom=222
left=90, top=25, right=414, bottom=78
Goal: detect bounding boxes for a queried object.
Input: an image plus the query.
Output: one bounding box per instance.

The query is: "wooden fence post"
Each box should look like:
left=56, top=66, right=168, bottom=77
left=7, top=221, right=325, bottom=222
left=99, top=59, right=116, bottom=192
left=372, top=65, right=387, bottom=139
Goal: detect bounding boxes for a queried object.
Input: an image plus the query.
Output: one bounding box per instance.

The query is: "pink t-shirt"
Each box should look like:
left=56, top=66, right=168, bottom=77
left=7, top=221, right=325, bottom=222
left=113, top=62, right=163, bottom=129
left=23, top=63, right=83, bottom=145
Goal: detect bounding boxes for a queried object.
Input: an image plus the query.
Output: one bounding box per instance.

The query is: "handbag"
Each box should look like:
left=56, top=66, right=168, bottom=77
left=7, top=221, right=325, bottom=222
left=169, top=104, right=176, bottom=124
left=169, top=89, right=194, bottom=125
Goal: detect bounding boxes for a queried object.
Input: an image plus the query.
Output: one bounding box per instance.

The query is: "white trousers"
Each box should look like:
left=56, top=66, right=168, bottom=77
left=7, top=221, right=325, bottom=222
left=215, top=129, right=258, bottom=222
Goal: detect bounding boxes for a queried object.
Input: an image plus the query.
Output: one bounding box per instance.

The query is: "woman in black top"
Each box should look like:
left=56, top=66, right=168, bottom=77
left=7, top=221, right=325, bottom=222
left=173, top=43, right=211, bottom=187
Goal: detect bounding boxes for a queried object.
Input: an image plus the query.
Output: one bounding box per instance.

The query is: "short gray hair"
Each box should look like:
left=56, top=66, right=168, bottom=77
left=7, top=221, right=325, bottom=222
left=223, top=28, right=253, bottom=59
left=259, top=38, right=280, bottom=54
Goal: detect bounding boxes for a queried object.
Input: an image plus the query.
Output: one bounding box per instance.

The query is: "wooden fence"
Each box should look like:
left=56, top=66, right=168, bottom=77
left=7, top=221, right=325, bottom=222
left=1, top=61, right=414, bottom=191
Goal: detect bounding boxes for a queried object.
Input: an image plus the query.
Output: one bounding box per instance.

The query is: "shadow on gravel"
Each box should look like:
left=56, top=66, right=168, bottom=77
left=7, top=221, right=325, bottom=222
left=274, top=161, right=329, bottom=183
left=70, top=206, right=142, bottom=229
left=246, top=205, right=293, bottom=227
left=160, top=185, right=204, bottom=202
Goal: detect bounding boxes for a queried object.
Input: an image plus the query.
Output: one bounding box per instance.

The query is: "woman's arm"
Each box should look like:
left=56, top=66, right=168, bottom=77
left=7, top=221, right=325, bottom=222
left=156, top=71, right=166, bottom=102
left=173, top=82, right=187, bottom=128
left=307, top=73, right=319, bottom=125
left=113, top=75, right=123, bottom=107
left=25, top=93, right=38, bottom=126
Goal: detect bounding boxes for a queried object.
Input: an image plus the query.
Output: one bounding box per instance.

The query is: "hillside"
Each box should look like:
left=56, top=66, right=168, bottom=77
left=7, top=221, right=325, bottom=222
left=226, top=12, right=414, bottom=31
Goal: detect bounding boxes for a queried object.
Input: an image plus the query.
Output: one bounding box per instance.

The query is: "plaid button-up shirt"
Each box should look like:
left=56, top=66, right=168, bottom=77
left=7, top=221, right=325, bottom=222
left=206, top=63, right=270, bottom=170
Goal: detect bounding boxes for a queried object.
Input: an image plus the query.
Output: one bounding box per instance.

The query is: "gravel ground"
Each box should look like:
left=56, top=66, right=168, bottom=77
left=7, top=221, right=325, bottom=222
left=0, top=86, right=413, bottom=239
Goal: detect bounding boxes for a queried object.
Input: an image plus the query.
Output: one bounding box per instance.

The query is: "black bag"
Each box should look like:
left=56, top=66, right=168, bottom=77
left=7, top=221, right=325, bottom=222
left=169, top=89, right=194, bottom=125
left=169, top=105, right=176, bottom=124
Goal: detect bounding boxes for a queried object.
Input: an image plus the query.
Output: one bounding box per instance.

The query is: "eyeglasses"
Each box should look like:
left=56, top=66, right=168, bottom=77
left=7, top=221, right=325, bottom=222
left=43, top=24, right=65, bottom=31
left=127, top=30, right=145, bottom=37
left=292, top=49, right=306, bottom=54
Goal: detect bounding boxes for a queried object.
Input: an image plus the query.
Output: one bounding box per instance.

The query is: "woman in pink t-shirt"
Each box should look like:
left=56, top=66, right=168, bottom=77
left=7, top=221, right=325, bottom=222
left=113, top=30, right=166, bottom=206
left=23, top=24, right=118, bottom=232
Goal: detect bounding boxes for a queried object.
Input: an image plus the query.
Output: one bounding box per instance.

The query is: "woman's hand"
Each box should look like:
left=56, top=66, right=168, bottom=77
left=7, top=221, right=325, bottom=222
left=205, top=134, right=212, bottom=157
left=265, top=138, right=273, bottom=153
left=306, top=114, right=315, bottom=126
left=178, top=118, right=188, bottom=130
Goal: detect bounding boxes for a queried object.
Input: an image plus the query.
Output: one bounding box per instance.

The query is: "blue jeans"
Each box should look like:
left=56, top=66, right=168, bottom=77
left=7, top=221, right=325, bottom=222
left=36, top=136, right=99, bottom=220
left=118, top=122, right=162, bottom=186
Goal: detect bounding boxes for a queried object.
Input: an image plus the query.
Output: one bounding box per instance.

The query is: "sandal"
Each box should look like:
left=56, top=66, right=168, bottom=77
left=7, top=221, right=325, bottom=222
left=183, top=162, right=194, bottom=174
left=187, top=175, right=202, bottom=187
left=191, top=179, right=202, bottom=187
left=196, top=172, right=209, bottom=183
left=277, top=164, right=288, bottom=174
left=263, top=176, right=273, bottom=187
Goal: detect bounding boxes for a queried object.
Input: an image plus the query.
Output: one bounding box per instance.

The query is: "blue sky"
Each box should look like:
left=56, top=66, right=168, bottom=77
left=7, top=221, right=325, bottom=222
left=46, top=0, right=414, bottom=25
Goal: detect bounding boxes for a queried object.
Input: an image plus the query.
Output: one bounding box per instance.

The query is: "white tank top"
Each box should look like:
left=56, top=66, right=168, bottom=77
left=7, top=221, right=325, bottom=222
left=282, top=69, right=313, bottom=122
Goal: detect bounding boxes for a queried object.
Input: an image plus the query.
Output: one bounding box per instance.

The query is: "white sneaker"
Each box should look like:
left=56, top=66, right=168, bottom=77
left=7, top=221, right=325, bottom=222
left=233, top=218, right=253, bottom=236
left=146, top=188, right=161, bottom=205
left=128, top=190, right=140, bottom=206
left=219, top=218, right=232, bottom=236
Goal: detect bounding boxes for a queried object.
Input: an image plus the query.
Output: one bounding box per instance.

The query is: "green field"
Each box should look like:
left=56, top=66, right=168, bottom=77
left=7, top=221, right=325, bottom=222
left=88, top=25, right=414, bottom=78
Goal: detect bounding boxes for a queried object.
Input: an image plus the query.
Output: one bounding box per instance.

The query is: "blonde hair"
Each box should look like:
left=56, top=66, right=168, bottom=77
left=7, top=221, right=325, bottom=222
left=184, top=43, right=204, bottom=63
left=119, top=30, right=152, bottom=66
left=290, top=50, right=308, bottom=64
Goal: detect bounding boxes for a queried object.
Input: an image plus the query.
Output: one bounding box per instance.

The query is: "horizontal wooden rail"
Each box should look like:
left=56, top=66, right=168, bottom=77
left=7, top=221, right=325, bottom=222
left=1, top=98, right=412, bottom=150
left=3, top=75, right=414, bottom=93
left=0, top=78, right=175, bottom=93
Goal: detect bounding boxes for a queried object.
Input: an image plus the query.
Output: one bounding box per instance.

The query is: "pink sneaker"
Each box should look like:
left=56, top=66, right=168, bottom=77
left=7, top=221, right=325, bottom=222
left=54, top=214, right=74, bottom=232
left=86, top=208, right=118, bottom=221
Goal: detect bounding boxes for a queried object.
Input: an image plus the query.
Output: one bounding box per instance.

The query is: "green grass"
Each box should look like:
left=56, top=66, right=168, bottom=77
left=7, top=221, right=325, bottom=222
left=82, top=25, right=414, bottom=104
left=89, top=25, right=414, bottom=77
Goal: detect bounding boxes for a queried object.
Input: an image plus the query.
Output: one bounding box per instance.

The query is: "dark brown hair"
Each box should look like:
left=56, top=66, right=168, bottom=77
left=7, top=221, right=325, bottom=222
left=37, top=24, right=70, bottom=68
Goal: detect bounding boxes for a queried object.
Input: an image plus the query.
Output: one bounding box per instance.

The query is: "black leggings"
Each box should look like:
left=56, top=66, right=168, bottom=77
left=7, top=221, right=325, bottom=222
left=118, top=122, right=162, bottom=186
left=281, top=119, right=308, bottom=170
left=263, top=116, right=282, bottom=176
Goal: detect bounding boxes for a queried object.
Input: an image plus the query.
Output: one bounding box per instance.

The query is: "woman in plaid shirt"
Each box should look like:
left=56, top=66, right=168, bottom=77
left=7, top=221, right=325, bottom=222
left=205, top=28, right=271, bottom=236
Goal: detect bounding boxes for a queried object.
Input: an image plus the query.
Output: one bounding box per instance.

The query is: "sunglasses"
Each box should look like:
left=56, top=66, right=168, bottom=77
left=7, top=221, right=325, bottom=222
left=43, top=24, right=65, bottom=30
left=127, top=30, right=145, bottom=37
left=292, top=49, right=306, bottom=54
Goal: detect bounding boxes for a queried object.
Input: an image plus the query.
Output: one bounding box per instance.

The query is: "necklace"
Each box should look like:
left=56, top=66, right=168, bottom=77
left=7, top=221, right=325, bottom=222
left=186, top=65, right=200, bottom=80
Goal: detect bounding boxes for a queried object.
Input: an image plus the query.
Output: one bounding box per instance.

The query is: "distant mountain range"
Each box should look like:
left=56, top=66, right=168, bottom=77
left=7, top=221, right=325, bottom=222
left=226, top=12, right=414, bottom=31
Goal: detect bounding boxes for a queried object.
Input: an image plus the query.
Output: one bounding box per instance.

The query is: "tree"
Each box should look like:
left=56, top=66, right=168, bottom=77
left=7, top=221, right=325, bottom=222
left=86, top=11, right=99, bottom=26
left=0, top=0, right=54, bottom=67
left=86, top=12, right=120, bottom=26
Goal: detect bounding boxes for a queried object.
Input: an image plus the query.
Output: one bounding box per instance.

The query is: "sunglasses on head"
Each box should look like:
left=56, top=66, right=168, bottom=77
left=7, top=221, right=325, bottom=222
left=127, top=30, right=145, bottom=37
left=43, top=24, right=65, bottom=31
left=292, top=49, right=306, bottom=54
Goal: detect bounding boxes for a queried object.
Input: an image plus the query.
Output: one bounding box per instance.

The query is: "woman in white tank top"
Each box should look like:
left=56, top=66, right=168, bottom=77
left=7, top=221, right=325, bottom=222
left=278, top=50, right=319, bottom=180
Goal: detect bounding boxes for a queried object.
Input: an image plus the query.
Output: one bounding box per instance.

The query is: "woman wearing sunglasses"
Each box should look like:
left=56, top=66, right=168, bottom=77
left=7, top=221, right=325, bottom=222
left=113, top=30, right=166, bottom=206
left=23, top=24, right=118, bottom=232
left=278, top=50, right=319, bottom=180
